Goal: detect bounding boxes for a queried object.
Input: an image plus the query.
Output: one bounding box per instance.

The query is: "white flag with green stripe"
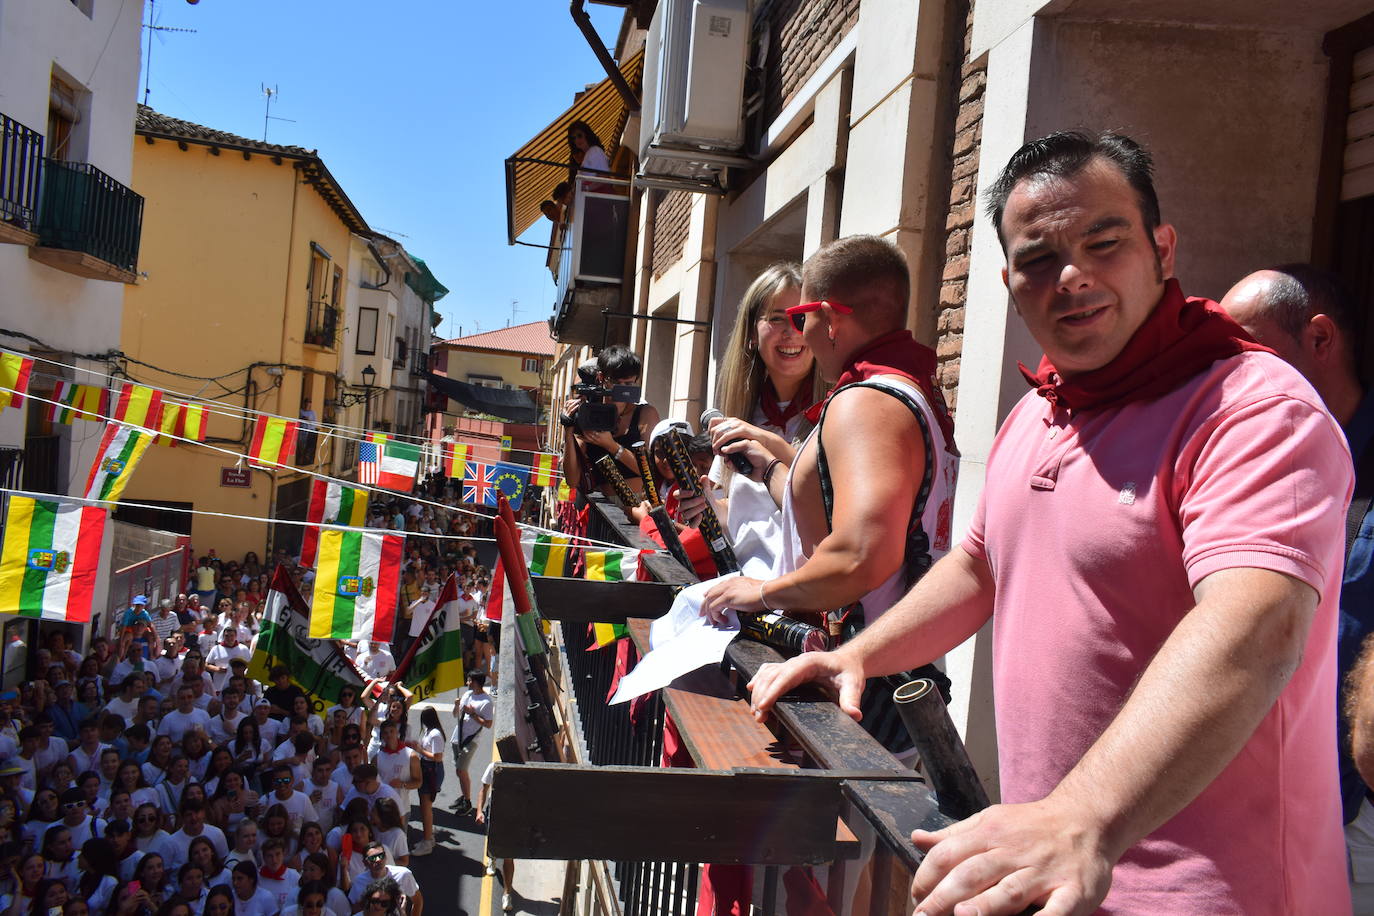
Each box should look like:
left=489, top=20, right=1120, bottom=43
left=82, top=423, right=152, bottom=503
left=523, top=534, right=571, bottom=577
left=584, top=548, right=640, bottom=581
left=0, top=496, right=107, bottom=622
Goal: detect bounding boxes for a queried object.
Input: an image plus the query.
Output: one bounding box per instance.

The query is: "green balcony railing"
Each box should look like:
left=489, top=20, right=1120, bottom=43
left=37, top=158, right=143, bottom=273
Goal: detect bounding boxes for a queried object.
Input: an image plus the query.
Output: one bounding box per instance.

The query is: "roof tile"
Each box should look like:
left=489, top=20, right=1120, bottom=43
left=443, top=321, right=555, bottom=357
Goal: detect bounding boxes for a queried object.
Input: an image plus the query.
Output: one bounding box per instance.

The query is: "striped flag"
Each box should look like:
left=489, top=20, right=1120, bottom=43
left=175, top=403, right=207, bottom=442
left=0, top=353, right=33, bottom=411
left=375, top=440, right=420, bottom=492
left=248, top=416, right=298, bottom=469
left=247, top=565, right=366, bottom=703
left=154, top=401, right=181, bottom=446
left=112, top=383, right=163, bottom=430
left=442, top=443, right=470, bottom=479
left=0, top=495, right=106, bottom=622
left=309, top=530, right=404, bottom=640
left=300, top=479, right=369, bottom=568
left=530, top=453, right=560, bottom=487
left=83, top=423, right=152, bottom=503
left=46, top=382, right=108, bottom=424
left=392, top=573, right=465, bottom=701
left=586, top=548, right=643, bottom=648
left=523, top=534, right=571, bottom=577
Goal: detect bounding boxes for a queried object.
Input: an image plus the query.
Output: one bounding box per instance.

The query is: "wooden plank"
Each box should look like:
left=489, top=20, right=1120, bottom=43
left=488, top=762, right=842, bottom=864
left=1351, top=73, right=1374, bottom=112
left=1346, top=134, right=1374, bottom=171
left=1356, top=45, right=1374, bottom=81
left=492, top=603, right=527, bottom=764
left=530, top=576, right=677, bottom=622
left=1344, top=162, right=1374, bottom=201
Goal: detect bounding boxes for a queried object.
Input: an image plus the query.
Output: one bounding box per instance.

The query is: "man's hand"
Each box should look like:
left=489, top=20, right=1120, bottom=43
left=909, top=797, right=1114, bottom=916
left=700, top=575, right=764, bottom=624
left=746, top=649, right=865, bottom=724
left=707, top=417, right=793, bottom=465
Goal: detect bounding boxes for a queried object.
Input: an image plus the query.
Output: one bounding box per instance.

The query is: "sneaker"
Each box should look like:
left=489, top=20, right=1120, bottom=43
left=502, top=892, right=513, bottom=912
left=411, top=839, right=434, bottom=856
left=453, top=797, right=473, bottom=815
left=486, top=861, right=497, bottom=877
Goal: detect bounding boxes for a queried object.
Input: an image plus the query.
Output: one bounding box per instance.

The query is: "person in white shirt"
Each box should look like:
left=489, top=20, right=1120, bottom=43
left=304, top=758, right=344, bottom=832
left=264, top=764, right=317, bottom=835
left=250, top=701, right=284, bottom=748
left=56, top=787, right=103, bottom=848
left=103, top=675, right=146, bottom=725
left=255, top=839, right=299, bottom=913
left=230, top=860, right=279, bottom=916
left=346, top=843, right=422, bottom=916
left=161, top=799, right=228, bottom=869
left=339, top=765, right=401, bottom=814
left=66, top=719, right=108, bottom=776
left=354, top=643, right=395, bottom=681
left=450, top=673, right=493, bottom=815
left=331, top=744, right=365, bottom=793
left=158, top=687, right=212, bottom=744
left=371, top=722, right=419, bottom=821
left=208, top=687, right=248, bottom=746
left=205, top=630, right=251, bottom=694
left=411, top=708, right=445, bottom=857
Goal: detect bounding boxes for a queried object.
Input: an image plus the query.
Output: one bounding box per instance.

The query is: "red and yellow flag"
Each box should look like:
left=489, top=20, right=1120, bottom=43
left=0, top=353, right=33, bottom=410
left=442, top=443, right=469, bottom=479
left=248, top=416, right=298, bottom=468
left=530, top=453, right=560, bottom=487
left=46, top=382, right=108, bottom=424
left=154, top=402, right=182, bottom=446
left=112, top=383, right=163, bottom=430
left=176, top=403, right=207, bottom=442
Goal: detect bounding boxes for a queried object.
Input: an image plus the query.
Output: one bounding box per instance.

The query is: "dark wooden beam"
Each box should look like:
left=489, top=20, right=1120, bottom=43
left=242, top=151, right=252, bottom=161
left=177, top=141, right=188, bottom=151
left=488, top=762, right=842, bottom=864
left=208, top=146, right=220, bottom=156
left=142, top=136, right=154, bottom=145
left=529, top=576, right=675, bottom=622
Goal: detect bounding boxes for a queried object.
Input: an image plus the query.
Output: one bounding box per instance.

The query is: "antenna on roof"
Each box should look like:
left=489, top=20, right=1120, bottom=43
left=509, top=300, right=522, bottom=328
left=260, top=84, right=296, bottom=142
left=141, top=0, right=197, bottom=107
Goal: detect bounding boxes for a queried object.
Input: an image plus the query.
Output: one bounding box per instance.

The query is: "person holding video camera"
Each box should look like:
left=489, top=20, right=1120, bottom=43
left=559, top=345, right=660, bottom=506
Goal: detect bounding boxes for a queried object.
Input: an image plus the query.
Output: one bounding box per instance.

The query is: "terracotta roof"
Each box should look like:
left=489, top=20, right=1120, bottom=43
left=135, top=105, right=314, bottom=157
left=442, top=322, right=555, bottom=357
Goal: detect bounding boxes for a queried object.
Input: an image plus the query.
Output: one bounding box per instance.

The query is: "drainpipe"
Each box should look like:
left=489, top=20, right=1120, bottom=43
left=570, top=0, right=640, bottom=112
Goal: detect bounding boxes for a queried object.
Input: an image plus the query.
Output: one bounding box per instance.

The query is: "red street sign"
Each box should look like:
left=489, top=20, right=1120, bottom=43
left=220, top=467, right=252, bottom=488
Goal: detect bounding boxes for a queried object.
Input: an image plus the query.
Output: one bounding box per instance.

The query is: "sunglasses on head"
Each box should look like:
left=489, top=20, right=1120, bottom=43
left=784, top=300, right=854, bottom=333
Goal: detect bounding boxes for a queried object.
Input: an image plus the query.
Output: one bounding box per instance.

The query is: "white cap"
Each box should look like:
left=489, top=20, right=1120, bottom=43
left=648, top=418, right=691, bottom=448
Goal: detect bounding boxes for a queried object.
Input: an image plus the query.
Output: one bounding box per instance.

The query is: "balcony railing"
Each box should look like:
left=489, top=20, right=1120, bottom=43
left=37, top=158, right=143, bottom=272
left=0, top=115, right=43, bottom=230
left=409, top=350, right=429, bottom=377
left=304, top=301, right=339, bottom=348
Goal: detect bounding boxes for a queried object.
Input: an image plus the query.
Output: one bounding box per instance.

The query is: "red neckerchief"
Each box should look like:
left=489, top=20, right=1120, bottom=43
left=1018, top=279, right=1272, bottom=412
left=804, top=329, right=956, bottom=446
left=260, top=863, right=288, bottom=881
left=759, top=375, right=813, bottom=431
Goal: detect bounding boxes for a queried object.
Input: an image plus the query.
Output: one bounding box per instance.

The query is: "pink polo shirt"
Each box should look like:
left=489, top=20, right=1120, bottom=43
left=964, top=351, right=1352, bottom=915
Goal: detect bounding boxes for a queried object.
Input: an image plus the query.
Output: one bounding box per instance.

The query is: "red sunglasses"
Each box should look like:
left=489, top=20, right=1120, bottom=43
left=784, top=300, right=853, bottom=333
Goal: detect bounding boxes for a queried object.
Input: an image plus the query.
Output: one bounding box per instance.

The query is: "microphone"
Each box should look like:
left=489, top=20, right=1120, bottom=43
left=699, top=408, right=753, bottom=475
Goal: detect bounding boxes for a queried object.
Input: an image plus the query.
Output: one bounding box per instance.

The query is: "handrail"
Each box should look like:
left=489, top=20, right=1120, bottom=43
left=0, top=114, right=44, bottom=229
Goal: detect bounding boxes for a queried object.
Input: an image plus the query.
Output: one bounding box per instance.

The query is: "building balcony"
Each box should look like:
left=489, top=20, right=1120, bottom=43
left=31, top=158, right=144, bottom=283
left=305, top=300, right=339, bottom=349
left=409, top=350, right=429, bottom=377
left=0, top=114, right=43, bottom=246
left=550, top=174, right=630, bottom=348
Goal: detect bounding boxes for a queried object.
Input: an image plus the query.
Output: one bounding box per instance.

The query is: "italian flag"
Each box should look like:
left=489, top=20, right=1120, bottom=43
left=0, top=353, right=33, bottom=411
left=376, top=440, right=420, bottom=492
left=83, top=423, right=153, bottom=503
left=112, top=383, right=163, bottom=430
left=248, top=416, right=298, bottom=468
left=300, top=479, right=370, bottom=568
left=309, top=530, right=403, bottom=640
left=0, top=496, right=106, bottom=622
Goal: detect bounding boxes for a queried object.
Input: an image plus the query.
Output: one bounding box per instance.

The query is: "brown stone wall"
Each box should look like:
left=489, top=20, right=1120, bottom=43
left=760, top=0, right=861, bottom=124
left=651, top=190, right=692, bottom=278
left=935, top=2, right=985, bottom=415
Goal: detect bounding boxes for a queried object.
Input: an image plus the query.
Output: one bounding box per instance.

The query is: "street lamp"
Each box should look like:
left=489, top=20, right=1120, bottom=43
left=361, top=364, right=376, bottom=430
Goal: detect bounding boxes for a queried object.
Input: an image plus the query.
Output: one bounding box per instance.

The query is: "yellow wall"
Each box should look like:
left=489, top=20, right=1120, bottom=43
left=439, top=347, right=545, bottom=391
left=122, top=139, right=352, bottom=560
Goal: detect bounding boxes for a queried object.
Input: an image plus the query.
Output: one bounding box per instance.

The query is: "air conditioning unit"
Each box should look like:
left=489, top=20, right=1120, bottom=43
left=638, top=0, right=753, bottom=193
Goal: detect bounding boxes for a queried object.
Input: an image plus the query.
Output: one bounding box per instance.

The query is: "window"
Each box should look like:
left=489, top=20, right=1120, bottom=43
left=331, top=265, right=343, bottom=310
left=356, top=307, right=378, bottom=355
left=394, top=337, right=408, bottom=366
left=47, top=77, right=83, bottom=162
left=522, top=357, right=542, bottom=373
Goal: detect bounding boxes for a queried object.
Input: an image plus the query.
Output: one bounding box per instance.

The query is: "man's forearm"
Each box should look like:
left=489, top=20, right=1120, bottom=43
left=1049, top=567, right=1314, bottom=861
left=1348, top=634, right=1374, bottom=787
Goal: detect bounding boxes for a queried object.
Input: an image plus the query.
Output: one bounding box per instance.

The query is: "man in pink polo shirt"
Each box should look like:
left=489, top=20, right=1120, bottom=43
left=749, top=131, right=1353, bottom=915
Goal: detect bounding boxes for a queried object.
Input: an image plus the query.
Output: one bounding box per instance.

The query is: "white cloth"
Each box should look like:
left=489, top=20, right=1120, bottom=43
left=1347, top=797, right=1374, bottom=910
left=609, top=579, right=739, bottom=705
left=408, top=598, right=436, bottom=638
left=347, top=865, right=418, bottom=905
left=233, top=886, right=280, bottom=916
left=373, top=746, right=416, bottom=814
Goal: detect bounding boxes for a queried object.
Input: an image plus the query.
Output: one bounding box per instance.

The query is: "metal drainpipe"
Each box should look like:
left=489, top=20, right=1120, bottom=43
left=570, top=0, right=640, bottom=112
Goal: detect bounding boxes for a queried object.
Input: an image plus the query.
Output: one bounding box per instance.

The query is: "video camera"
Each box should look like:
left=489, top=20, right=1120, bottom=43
left=572, top=364, right=641, bottom=432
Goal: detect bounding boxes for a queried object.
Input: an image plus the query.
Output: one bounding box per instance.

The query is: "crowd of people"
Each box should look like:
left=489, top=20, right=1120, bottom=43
left=560, top=131, right=1374, bottom=914
left=0, top=517, right=507, bottom=916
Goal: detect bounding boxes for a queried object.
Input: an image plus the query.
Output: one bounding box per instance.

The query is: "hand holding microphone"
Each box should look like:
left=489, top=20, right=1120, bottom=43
left=700, top=407, right=755, bottom=475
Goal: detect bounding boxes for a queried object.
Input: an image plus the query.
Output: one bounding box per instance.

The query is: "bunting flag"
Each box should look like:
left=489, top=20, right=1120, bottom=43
left=375, top=440, right=420, bottom=492
left=0, top=354, right=33, bottom=411
left=309, top=530, right=404, bottom=640
left=442, top=443, right=470, bottom=479
left=0, top=495, right=106, bottom=622
left=493, top=462, right=529, bottom=510
left=175, top=402, right=207, bottom=442
left=83, top=423, right=153, bottom=503
left=524, top=534, right=571, bottom=577
left=112, top=383, right=163, bottom=430
left=154, top=401, right=182, bottom=446
left=530, top=453, right=560, bottom=487
left=247, top=565, right=366, bottom=704
left=485, top=557, right=513, bottom=623
left=586, top=549, right=643, bottom=648
left=463, top=461, right=528, bottom=509
left=248, top=416, right=298, bottom=468
left=299, top=479, right=369, bottom=568
left=392, top=573, right=465, bottom=701
left=45, top=382, right=108, bottom=424
left=557, top=479, right=572, bottom=502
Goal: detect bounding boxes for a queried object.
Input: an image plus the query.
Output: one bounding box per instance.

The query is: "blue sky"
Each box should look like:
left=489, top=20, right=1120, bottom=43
left=139, top=0, right=624, bottom=340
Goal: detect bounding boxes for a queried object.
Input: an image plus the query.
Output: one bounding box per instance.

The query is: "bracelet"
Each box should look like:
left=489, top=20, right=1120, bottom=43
left=759, top=580, right=775, bottom=612
left=762, top=458, right=783, bottom=485
left=614, top=445, right=626, bottom=461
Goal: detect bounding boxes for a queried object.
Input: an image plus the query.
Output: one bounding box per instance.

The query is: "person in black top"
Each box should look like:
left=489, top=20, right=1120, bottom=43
left=262, top=667, right=307, bottom=719
left=560, top=345, right=661, bottom=506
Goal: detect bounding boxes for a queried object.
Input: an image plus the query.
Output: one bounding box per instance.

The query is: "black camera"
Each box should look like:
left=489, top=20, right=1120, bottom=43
left=572, top=365, right=640, bottom=432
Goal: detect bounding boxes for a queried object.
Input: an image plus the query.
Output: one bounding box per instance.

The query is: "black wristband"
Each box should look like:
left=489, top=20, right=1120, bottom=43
left=559, top=413, right=576, bottom=428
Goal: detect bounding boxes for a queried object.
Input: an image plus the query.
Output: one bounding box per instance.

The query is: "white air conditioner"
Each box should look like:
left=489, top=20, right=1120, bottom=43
left=638, top=0, right=752, bottom=193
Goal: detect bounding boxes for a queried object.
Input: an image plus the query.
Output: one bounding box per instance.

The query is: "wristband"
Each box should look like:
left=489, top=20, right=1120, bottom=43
left=560, top=413, right=576, bottom=428
left=762, top=458, right=783, bottom=485
left=759, top=580, right=775, bottom=612
left=614, top=445, right=626, bottom=461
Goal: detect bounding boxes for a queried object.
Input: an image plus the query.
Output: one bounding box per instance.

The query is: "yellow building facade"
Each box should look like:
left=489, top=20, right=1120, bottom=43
left=120, top=106, right=369, bottom=561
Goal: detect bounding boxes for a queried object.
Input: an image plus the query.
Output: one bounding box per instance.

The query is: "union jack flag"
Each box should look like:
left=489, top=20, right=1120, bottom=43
left=358, top=441, right=380, bottom=485
left=463, top=461, right=497, bottom=505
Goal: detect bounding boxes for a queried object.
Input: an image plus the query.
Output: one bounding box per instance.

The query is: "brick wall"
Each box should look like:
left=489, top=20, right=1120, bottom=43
left=651, top=190, right=692, bottom=277
left=760, top=0, right=860, bottom=124
left=935, top=2, right=985, bottom=415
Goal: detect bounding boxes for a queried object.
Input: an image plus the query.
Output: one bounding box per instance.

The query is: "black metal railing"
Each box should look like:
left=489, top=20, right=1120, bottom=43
left=0, top=115, right=43, bottom=229
left=305, top=301, right=338, bottom=348
left=37, top=158, right=143, bottom=272
left=409, top=351, right=428, bottom=377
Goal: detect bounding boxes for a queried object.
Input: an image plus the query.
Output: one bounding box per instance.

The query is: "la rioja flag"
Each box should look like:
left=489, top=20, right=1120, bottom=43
left=300, top=479, right=369, bottom=568
left=0, top=496, right=106, bottom=622
left=309, top=530, right=404, bottom=641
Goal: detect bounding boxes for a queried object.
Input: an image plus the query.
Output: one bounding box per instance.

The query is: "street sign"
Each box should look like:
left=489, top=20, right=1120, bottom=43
left=501, top=435, right=512, bottom=452
left=221, top=467, right=252, bottom=488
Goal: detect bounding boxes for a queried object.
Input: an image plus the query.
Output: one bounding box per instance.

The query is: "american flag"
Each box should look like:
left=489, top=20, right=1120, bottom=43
left=358, top=441, right=380, bottom=484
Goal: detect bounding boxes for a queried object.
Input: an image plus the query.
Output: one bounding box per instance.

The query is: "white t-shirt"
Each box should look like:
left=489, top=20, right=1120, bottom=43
left=453, top=689, right=494, bottom=745
left=377, top=824, right=409, bottom=862
left=266, top=789, right=317, bottom=834
left=160, top=823, right=228, bottom=868
left=205, top=644, right=252, bottom=691
left=420, top=727, right=444, bottom=762
left=356, top=647, right=395, bottom=679
left=157, top=707, right=212, bottom=744
left=373, top=746, right=416, bottom=814
left=303, top=779, right=343, bottom=830
left=234, top=886, right=280, bottom=916
left=257, top=868, right=300, bottom=913
left=347, top=865, right=418, bottom=905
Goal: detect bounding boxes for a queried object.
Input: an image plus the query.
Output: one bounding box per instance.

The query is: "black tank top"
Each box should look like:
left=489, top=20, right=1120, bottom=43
left=584, top=403, right=645, bottom=480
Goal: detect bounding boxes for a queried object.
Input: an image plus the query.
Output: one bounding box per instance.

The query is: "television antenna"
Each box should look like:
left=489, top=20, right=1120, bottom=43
left=261, top=85, right=297, bottom=142
left=509, top=300, right=523, bottom=327
left=141, top=0, right=197, bottom=107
